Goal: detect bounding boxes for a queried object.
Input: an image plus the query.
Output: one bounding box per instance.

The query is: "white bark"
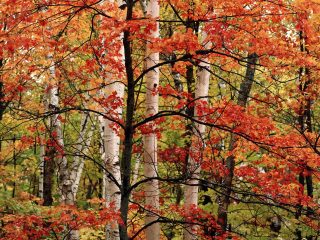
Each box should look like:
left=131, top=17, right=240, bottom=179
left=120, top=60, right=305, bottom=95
left=132, top=156, right=141, bottom=184
left=48, top=53, right=78, bottom=239
left=143, top=0, right=160, bottom=239
left=104, top=82, right=124, bottom=240
left=39, top=92, right=49, bottom=199
left=47, top=54, right=70, bottom=205
left=97, top=2, right=125, bottom=240
left=71, top=113, right=94, bottom=200
left=69, top=114, right=88, bottom=197
left=99, top=116, right=107, bottom=200
left=54, top=99, right=73, bottom=205
left=183, top=31, right=211, bottom=240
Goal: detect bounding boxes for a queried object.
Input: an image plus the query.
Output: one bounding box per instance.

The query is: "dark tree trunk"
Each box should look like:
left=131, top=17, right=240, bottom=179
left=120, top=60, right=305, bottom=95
left=295, top=31, right=314, bottom=239
left=43, top=146, right=54, bottom=206
left=217, top=53, right=258, bottom=232
left=12, top=136, right=16, bottom=198
left=0, top=59, right=5, bottom=121
left=237, top=53, right=258, bottom=106
left=98, top=173, right=103, bottom=198
left=119, top=2, right=135, bottom=239
left=0, top=58, right=6, bottom=152
left=183, top=64, right=195, bottom=176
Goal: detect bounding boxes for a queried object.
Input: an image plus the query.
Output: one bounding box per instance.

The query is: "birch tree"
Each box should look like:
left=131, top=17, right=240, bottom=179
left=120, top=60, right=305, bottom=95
left=183, top=30, right=211, bottom=240
left=96, top=2, right=126, bottom=239
left=143, top=0, right=160, bottom=238
left=104, top=81, right=124, bottom=240
left=70, top=113, right=94, bottom=200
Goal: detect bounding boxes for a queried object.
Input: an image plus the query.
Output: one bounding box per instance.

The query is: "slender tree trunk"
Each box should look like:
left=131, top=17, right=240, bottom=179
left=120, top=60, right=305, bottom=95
left=143, top=0, right=161, bottom=239
left=43, top=55, right=58, bottom=207
left=0, top=21, right=7, bottom=122
left=43, top=146, right=54, bottom=206
left=70, top=113, right=94, bottom=200
left=132, top=156, right=141, bottom=184
left=104, top=81, right=124, bottom=240
left=98, top=114, right=106, bottom=200
left=295, top=31, right=314, bottom=240
left=47, top=55, right=77, bottom=239
left=12, top=136, right=16, bottom=198
left=72, top=121, right=94, bottom=200
left=39, top=138, right=45, bottom=198
left=51, top=89, right=73, bottom=206
left=119, top=3, right=135, bottom=237
left=183, top=30, right=211, bottom=240
left=0, top=58, right=3, bottom=153
left=0, top=58, right=5, bottom=121
left=96, top=3, right=125, bottom=239
left=217, top=53, right=258, bottom=232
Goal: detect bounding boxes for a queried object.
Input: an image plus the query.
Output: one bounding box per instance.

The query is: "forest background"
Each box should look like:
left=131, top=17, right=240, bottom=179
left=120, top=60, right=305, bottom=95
left=1, top=0, right=320, bottom=239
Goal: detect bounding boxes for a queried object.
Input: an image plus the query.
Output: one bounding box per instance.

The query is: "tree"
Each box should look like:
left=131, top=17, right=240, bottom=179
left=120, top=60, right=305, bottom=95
left=183, top=28, right=211, bottom=240
left=143, top=0, right=161, bottom=239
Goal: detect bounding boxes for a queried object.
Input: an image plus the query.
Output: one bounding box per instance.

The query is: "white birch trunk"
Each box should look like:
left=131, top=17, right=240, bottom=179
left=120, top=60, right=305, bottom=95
left=71, top=113, right=94, bottom=200
left=99, top=116, right=107, bottom=200
left=104, top=82, right=124, bottom=240
left=69, top=114, right=88, bottom=198
left=143, top=1, right=160, bottom=239
left=39, top=92, right=49, bottom=199
left=98, top=2, right=125, bottom=239
left=48, top=54, right=78, bottom=239
left=53, top=95, right=73, bottom=206
left=183, top=31, right=211, bottom=240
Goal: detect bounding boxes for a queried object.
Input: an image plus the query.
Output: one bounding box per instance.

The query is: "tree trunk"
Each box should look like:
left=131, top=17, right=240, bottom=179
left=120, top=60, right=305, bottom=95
left=70, top=113, right=94, bottom=200
left=119, top=3, right=135, bottom=235
left=143, top=0, right=161, bottom=239
left=51, top=89, right=73, bottom=206
left=38, top=137, right=45, bottom=198
left=132, top=157, right=141, bottom=184
left=0, top=22, right=7, bottom=122
left=43, top=55, right=58, bottom=207
left=183, top=30, right=211, bottom=240
left=43, top=146, right=54, bottom=206
left=217, top=53, right=258, bottom=232
left=96, top=3, right=125, bottom=239
left=47, top=54, right=78, bottom=239
left=0, top=58, right=5, bottom=121
left=295, top=31, right=314, bottom=239
left=104, top=81, right=124, bottom=240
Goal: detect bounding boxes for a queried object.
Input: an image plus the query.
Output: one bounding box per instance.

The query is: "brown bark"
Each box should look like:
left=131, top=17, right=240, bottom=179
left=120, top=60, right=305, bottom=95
left=217, top=53, right=258, bottom=232
left=119, top=3, right=135, bottom=238
left=43, top=146, right=54, bottom=206
left=295, top=31, right=314, bottom=239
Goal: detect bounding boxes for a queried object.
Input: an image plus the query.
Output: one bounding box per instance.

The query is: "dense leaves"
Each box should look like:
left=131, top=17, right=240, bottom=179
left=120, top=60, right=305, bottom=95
left=1, top=0, right=320, bottom=239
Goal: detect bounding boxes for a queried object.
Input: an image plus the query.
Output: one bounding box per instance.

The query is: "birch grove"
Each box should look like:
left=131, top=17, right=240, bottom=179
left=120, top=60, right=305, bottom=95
left=3, top=1, right=320, bottom=240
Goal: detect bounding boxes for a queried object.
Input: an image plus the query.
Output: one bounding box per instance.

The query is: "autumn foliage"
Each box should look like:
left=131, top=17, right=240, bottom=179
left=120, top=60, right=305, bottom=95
left=1, top=0, right=320, bottom=239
